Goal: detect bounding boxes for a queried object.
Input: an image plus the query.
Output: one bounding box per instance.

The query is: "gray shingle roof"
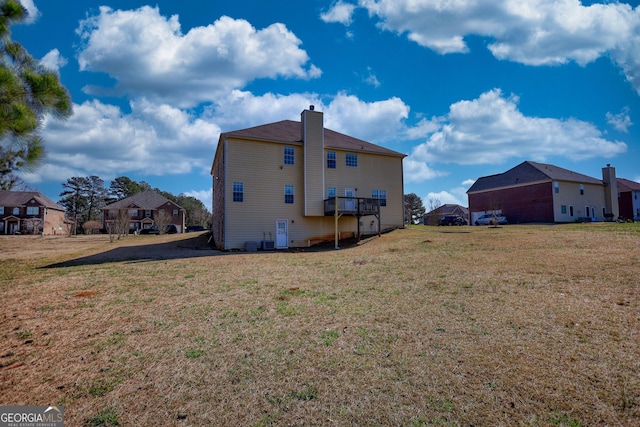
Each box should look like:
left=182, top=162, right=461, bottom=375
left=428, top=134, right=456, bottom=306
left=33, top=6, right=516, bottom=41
left=0, top=191, right=65, bottom=211
left=467, top=161, right=604, bottom=193
left=103, top=191, right=183, bottom=210
left=224, top=120, right=406, bottom=158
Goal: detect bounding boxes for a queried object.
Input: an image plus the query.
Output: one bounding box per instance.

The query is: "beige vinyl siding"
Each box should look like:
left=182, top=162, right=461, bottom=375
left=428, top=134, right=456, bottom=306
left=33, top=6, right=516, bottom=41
left=325, top=149, right=404, bottom=229
left=552, top=181, right=606, bottom=222
left=224, top=138, right=305, bottom=249
left=303, top=110, right=325, bottom=216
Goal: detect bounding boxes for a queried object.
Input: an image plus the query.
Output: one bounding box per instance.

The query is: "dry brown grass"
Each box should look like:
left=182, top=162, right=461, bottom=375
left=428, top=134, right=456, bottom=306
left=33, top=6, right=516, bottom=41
left=1, top=225, right=638, bottom=426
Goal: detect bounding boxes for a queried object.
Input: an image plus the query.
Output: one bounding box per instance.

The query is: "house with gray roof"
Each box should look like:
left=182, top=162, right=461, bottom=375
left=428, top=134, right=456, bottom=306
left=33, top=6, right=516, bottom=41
left=102, top=190, right=186, bottom=233
left=0, top=191, right=68, bottom=235
left=210, top=106, right=406, bottom=250
left=467, top=161, right=619, bottom=224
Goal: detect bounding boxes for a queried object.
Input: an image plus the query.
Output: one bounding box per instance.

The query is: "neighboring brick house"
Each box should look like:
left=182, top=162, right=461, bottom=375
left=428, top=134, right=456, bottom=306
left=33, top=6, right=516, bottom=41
left=617, top=178, right=640, bottom=221
left=210, top=106, right=406, bottom=250
left=0, top=191, right=68, bottom=235
left=102, top=191, right=186, bottom=233
left=467, top=161, right=619, bottom=224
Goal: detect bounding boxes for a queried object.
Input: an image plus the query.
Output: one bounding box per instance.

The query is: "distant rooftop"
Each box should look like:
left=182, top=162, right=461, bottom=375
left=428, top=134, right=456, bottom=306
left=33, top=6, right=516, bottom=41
left=467, top=161, right=604, bottom=193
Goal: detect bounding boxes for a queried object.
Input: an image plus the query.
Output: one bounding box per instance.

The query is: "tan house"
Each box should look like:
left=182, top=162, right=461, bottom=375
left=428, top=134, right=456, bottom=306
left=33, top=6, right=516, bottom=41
left=0, top=191, right=68, bottom=235
left=210, top=106, right=406, bottom=250
left=102, top=191, right=186, bottom=233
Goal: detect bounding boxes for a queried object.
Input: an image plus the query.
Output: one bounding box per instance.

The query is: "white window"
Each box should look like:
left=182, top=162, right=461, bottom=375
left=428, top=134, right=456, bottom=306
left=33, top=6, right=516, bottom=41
left=27, top=206, right=39, bottom=215
left=327, top=187, right=336, bottom=198
left=173, top=209, right=178, bottom=217
left=13, top=207, right=19, bottom=215
left=372, top=189, right=387, bottom=206
left=554, top=182, right=559, bottom=193
left=233, top=182, right=244, bottom=202
left=285, top=185, right=294, bottom=204
left=284, top=146, right=294, bottom=165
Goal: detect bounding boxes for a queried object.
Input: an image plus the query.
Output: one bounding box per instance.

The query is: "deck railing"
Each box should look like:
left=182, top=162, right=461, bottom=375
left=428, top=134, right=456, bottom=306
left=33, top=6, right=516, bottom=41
left=324, top=197, right=380, bottom=216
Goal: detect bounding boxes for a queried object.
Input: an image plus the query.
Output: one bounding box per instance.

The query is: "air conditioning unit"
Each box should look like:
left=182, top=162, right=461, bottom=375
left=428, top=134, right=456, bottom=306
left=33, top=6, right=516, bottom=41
left=261, top=240, right=275, bottom=250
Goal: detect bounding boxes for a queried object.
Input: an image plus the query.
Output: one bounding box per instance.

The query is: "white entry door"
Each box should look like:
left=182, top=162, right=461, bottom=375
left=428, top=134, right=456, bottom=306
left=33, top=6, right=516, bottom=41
left=276, top=220, right=288, bottom=248
left=345, top=188, right=356, bottom=211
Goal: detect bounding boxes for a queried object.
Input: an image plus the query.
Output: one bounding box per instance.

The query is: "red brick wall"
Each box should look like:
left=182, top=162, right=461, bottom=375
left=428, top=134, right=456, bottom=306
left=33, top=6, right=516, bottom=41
left=618, top=192, right=633, bottom=219
left=469, top=182, right=554, bottom=224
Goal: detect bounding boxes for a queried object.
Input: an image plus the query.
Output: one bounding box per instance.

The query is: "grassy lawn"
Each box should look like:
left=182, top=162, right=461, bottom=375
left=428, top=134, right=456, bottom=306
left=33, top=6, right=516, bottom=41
left=1, top=224, right=638, bottom=426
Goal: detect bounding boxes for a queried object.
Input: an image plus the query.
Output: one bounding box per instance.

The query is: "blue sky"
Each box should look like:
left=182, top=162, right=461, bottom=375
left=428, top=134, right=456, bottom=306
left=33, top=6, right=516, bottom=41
left=12, top=0, right=640, bottom=210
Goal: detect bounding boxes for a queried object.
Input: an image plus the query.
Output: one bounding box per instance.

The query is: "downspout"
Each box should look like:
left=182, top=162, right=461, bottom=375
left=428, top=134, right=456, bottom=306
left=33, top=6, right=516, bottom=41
left=223, top=136, right=229, bottom=250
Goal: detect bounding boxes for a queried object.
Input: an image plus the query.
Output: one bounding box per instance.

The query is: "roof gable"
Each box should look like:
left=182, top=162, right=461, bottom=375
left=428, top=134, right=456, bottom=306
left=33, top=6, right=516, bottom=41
left=468, top=161, right=603, bottom=193
left=0, top=191, right=65, bottom=211
left=224, top=120, right=406, bottom=158
left=104, top=191, right=183, bottom=210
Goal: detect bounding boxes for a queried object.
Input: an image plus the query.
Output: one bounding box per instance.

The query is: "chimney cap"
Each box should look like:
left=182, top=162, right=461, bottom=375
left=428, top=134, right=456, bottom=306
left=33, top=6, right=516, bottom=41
left=309, top=105, right=315, bottom=111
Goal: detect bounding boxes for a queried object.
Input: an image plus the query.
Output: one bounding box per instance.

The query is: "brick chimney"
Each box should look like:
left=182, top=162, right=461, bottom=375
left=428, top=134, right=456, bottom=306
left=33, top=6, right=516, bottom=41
left=602, top=164, right=619, bottom=220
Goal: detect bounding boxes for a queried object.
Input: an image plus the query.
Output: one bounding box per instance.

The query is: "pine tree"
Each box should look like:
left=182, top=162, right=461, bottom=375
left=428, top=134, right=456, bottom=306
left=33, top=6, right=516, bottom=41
left=0, top=0, right=71, bottom=189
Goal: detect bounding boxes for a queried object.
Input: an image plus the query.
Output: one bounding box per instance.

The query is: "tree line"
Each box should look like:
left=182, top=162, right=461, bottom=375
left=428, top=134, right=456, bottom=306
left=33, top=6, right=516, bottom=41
left=58, top=175, right=211, bottom=234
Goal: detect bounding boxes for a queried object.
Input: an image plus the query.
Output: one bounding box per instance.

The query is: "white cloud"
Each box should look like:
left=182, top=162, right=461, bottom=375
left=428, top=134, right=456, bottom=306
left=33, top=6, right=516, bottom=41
left=205, top=90, right=323, bottom=129
left=40, top=49, right=67, bottom=73
left=606, top=107, right=633, bottom=133
left=355, top=0, right=640, bottom=93
left=321, top=1, right=357, bottom=25
left=461, top=179, right=476, bottom=187
left=323, top=92, right=410, bottom=143
left=403, top=157, right=447, bottom=183
left=36, top=99, right=220, bottom=183
left=76, top=6, right=320, bottom=107
left=410, top=89, right=627, bottom=167
left=207, top=90, right=414, bottom=145
left=364, top=67, right=381, bottom=88
left=19, top=0, right=40, bottom=24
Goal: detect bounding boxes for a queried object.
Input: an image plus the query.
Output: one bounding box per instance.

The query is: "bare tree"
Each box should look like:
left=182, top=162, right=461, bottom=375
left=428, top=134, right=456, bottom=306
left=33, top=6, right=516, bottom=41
left=23, top=217, right=42, bottom=235
left=82, top=220, right=101, bottom=235
left=425, top=198, right=442, bottom=226
left=107, top=209, right=130, bottom=242
left=155, top=209, right=171, bottom=234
